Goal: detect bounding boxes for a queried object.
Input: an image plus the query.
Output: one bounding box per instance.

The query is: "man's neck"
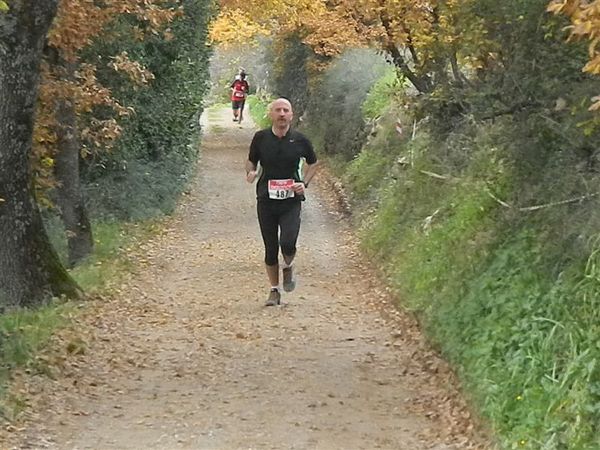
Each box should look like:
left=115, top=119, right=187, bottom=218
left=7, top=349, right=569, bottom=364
left=272, top=125, right=290, bottom=138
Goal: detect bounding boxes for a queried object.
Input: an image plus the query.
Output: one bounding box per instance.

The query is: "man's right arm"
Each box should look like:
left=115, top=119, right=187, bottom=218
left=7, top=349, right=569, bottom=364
left=245, top=160, right=258, bottom=183
left=246, top=132, right=261, bottom=183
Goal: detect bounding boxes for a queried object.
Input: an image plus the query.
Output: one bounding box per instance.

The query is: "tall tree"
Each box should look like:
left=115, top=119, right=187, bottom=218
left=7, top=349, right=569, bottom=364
left=0, top=0, right=80, bottom=309
left=36, top=0, right=176, bottom=266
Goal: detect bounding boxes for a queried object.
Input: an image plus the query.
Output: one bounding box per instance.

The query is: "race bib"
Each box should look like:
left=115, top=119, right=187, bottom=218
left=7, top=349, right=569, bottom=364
left=234, top=91, right=245, bottom=98
left=268, top=179, right=295, bottom=200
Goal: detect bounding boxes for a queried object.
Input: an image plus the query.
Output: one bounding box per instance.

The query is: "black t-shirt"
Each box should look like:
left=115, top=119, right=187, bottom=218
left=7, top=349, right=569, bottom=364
left=248, top=128, right=317, bottom=201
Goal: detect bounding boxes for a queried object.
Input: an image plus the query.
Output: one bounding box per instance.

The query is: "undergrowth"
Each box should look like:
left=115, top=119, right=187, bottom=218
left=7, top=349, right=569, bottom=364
left=0, top=219, right=159, bottom=420
left=297, top=54, right=600, bottom=448
left=344, top=103, right=600, bottom=449
left=247, top=94, right=272, bottom=129
left=0, top=303, right=73, bottom=420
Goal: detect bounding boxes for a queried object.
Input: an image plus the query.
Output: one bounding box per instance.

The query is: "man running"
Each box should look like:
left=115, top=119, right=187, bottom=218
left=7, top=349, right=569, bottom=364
left=231, top=70, right=249, bottom=123
left=245, top=98, right=318, bottom=306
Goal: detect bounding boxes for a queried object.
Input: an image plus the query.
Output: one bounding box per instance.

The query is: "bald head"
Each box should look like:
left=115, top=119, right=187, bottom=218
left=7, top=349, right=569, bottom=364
left=269, top=98, right=292, bottom=112
left=269, top=98, right=293, bottom=134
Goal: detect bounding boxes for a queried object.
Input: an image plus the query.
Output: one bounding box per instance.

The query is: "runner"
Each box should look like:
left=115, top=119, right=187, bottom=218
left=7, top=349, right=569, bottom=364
left=230, top=70, right=249, bottom=123
left=245, top=98, right=318, bottom=306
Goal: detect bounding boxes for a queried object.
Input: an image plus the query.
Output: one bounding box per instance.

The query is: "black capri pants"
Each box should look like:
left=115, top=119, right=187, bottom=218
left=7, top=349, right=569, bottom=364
left=257, top=199, right=301, bottom=266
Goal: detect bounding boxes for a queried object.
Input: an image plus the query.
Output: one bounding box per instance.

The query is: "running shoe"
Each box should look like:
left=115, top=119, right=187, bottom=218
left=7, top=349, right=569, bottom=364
left=265, top=288, right=281, bottom=306
left=282, top=267, right=296, bottom=292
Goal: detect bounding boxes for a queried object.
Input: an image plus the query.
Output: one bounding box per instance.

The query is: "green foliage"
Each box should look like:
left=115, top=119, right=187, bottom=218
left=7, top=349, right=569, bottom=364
left=344, top=107, right=600, bottom=448
left=247, top=94, right=272, bottom=129
left=80, top=0, right=212, bottom=220
left=268, top=34, right=312, bottom=120
left=304, top=49, right=389, bottom=160
left=422, top=230, right=600, bottom=450
left=84, top=155, right=194, bottom=220
left=361, top=68, right=401, bottom=121
left=0, top=303, right=74, bottom=419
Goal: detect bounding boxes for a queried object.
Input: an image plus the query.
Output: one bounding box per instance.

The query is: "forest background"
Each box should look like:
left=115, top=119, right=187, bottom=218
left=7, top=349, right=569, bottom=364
left=2, top=0, right=600, bottom=449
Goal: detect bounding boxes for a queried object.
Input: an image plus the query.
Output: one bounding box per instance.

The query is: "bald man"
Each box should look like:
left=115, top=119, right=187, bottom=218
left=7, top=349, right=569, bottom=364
left=245, top=98, right=319, bottom=306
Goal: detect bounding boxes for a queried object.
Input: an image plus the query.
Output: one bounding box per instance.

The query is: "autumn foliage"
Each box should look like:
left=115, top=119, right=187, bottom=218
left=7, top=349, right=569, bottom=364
left=548, top=0, right=600, bottom=109
left=213, top=1, right=495, bottom=95
left=33, top=0, right=180, bottom=194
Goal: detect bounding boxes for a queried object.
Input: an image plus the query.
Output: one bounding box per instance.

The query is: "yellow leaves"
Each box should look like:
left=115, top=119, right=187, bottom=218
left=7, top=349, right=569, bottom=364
left=49, top=0, right=180, bottom=60
left=211, top=0, right=479, bottom=84
left=583, top=54, right=600, bottom=74
left=30, top=0, right=179, bottom=203
left=41, top=157, right=55, bottom=169
left=300, top=9, right=367, bottom=56
left=548, top=0, right=600, bottom=111
left=547, top=0, right=581, bottom=17
left=212, top=0, right=366, bottom=56
left=109, top=52, right=155, bottom=86
left=589, top=96, right=600, bottom=111
left=209, top=8, right=269, bottom=45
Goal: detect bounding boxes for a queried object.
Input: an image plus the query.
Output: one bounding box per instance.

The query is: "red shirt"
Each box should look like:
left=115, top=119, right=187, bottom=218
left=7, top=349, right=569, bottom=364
left=231, top=79, right=249, bottom=101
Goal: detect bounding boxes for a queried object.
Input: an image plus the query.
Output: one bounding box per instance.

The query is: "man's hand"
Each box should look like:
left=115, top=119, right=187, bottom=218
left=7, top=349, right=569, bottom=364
left=291, top=182, right=305, bottom=195
left=246, top=170, right=258, bottom=183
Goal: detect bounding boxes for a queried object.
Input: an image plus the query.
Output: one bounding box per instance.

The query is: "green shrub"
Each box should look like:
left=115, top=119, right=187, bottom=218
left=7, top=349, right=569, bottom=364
left=304, top=49, right=389, bottom=160
left=80, top=0, right=212, bottom=220
left=432, top=233, right=600, bottom=450
left=247, top=94, right=272, bottom=129
left=361, top=68, right=401, bottom=120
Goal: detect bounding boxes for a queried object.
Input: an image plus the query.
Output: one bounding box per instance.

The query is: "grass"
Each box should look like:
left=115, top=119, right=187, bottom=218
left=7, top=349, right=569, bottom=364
left=0, top=302, right=75, bottom=419
left=343, top=116, right=600, bottom=449
left=329, top=71, right=600, bottom=447
left=69, top=221, right=156, bottom=293
left=0, top=218, right=160, bottom=420
left=433, top=234, right=600, bottom=450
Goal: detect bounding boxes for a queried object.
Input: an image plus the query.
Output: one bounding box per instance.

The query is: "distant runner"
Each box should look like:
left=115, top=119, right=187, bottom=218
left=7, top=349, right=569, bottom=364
left=231, top=70, right=249, bottom=123
left=245, top=98, right=318, bottom=306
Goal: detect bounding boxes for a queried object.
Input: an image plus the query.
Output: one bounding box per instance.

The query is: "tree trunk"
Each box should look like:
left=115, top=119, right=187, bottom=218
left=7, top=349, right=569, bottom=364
left=385, top=42, right=433, bottom=94
left=0, top=0, right=81, bottom=309
left=377, top=5, right=432, bottom=94
left=53, top=61, right=94, bottom=267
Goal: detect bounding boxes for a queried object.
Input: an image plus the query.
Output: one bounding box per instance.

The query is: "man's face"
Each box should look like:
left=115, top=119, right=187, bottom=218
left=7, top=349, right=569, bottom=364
left=269, top=100, right=293, bottom=128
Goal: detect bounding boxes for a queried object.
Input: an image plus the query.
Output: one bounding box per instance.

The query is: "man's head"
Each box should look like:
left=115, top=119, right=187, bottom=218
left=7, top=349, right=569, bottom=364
left=269, top=98, right=293, bottom=131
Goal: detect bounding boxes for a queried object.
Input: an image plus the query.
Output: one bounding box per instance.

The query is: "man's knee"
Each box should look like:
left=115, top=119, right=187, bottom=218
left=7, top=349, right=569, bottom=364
left=280, top=241, right=296, bottom=258
left=265, top=250, right=279, bottom=266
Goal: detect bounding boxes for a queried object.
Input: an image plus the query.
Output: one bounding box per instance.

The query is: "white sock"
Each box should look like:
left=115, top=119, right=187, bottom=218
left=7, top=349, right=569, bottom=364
left=282, top=261, right=294, bottom=269
left=271, top=286, right=280, bottom=291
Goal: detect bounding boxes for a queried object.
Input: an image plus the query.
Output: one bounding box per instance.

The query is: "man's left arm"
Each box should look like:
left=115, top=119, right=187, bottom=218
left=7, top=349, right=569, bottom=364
left=302, top=136, right=318, bottom=188
left=292, top=136, right=318, bottom=194
left=302, top=162, right=318, bottom=188
left=292, top=161, right=317, bottom=195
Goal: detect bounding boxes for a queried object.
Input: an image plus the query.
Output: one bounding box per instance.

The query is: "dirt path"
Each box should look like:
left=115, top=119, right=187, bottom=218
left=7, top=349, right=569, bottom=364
left=4, top=108, right=488, bottom=450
